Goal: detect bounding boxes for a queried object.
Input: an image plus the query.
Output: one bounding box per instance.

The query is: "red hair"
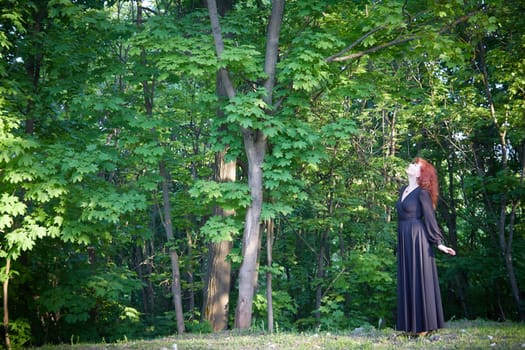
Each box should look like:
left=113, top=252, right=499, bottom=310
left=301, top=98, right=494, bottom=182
left=415, top=157, right=439, bottom=208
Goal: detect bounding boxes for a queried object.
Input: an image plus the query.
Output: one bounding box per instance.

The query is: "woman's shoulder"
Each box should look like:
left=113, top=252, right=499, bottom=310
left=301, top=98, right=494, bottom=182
left=418, top=187, right=432, bottom=200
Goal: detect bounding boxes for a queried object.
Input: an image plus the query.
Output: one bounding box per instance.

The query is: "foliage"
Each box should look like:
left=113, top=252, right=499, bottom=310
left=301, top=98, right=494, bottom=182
left=7, top=318, right=32, bottom=349
left=252, top=288, right=298, bottom=331
left=0, top=0, right=524, bottom=346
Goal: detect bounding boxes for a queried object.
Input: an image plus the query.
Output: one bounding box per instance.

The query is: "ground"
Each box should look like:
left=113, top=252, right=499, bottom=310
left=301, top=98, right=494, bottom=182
left=31, top=319, right=525, bottom=350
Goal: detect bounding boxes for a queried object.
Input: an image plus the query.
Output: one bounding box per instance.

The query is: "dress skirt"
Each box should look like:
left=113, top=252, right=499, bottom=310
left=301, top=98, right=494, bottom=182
left=396, top=187, right=445, bottom=333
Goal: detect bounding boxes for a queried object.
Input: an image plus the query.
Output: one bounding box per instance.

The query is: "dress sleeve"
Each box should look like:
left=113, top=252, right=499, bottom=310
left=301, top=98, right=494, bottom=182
left=419, top=189, right=444, bottom=245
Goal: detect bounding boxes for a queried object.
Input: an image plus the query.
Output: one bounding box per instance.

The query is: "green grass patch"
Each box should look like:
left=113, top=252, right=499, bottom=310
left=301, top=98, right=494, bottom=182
left=31, top=319, right=525, bottom=349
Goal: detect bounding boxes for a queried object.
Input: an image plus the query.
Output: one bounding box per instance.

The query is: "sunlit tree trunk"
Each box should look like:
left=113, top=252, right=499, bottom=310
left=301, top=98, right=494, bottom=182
left=202, top=1, right=236, bottom=323
left=203, top=151, right=235, bottom=331
left=234, top=130, right=266, bottom=328
left=204, top=238, right=232, bottom=331
left=206, top=0, right=285, bottom=329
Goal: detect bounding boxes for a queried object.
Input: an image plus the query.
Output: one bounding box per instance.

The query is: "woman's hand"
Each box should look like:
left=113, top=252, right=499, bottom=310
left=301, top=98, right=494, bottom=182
left=437, top=244, right=456, bottom=256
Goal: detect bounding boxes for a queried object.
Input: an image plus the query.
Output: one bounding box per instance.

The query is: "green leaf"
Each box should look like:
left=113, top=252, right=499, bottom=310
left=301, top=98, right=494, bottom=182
left=199, top=216, right=241, bottom=243
left=0, top=194, right=26, bottom=216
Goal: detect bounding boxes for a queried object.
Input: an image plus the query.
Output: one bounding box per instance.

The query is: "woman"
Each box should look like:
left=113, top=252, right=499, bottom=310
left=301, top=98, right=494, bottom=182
left=396, top=157, right=456, bottom=336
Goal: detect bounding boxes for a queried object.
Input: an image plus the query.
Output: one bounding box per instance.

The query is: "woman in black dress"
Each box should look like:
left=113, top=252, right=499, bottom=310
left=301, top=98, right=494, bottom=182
left=396, top=157, right=456, bottom=336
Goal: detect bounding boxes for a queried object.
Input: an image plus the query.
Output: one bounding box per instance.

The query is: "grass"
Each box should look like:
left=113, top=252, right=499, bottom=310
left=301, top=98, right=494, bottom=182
left=31, top=319, right=525, bottom=350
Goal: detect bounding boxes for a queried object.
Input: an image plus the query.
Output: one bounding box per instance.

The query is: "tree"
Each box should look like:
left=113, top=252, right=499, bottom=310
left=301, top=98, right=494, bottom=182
left=201, top=0, right=236, bottom=332
left=204, top=0, right=285, bottom=329
left=460, top=0, right=525, bottom=320
left=202, top=151, right=235, bottom=331
left=0, top=0, right=150, bottom=345
left=135, top=1, right=186, bottom=334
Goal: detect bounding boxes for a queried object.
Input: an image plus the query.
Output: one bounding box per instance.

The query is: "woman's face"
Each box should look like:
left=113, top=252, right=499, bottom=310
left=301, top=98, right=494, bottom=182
left=406, top=161, right=421, bottom=178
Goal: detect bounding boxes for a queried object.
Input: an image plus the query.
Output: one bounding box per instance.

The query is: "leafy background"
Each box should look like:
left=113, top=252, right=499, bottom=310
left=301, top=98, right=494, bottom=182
left=0, top=0, right=524, bottom=347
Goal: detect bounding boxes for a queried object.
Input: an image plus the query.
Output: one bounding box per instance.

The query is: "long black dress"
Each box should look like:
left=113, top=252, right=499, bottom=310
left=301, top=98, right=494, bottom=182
left=395, top=186, right=445, bottom=333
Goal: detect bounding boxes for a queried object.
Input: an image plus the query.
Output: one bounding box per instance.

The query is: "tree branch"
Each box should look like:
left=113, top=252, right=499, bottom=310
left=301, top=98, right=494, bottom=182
left=206, top=0, right=236, bottom=99
left=325, top=11, right=477, bottom=63
left=325, top=25, right=386, bottom=62
left=326, top=35, right=415, bottom=62
left=263, top=0, right=285, bottom=106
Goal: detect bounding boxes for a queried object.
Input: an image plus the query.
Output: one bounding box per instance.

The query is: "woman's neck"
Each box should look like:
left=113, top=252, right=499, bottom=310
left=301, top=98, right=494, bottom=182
left=407, top=176, right=418, bottom=188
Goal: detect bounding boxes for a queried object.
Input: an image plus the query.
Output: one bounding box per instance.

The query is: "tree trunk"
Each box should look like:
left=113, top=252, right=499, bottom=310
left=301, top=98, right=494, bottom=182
left=206, top=0, right=284, bottom=329
left=186, top=228, right=196, bottom=320
left=496, top=195, right=523, bottom=320
left=160, top=161, right=185, bottom=334
left=382, top=108, right=397, bottom=221
left=134, top=240, right=155, bottom=318
left=204, top=239, right=232, bottom=331
left=444, top=155, right=470, bottom=318
left=136, top=0, right=186, bottom=332
left=265, top=219, right=275, bottom=333
left=314, top=181, right=335, bottom=327
left=234, top=130, right=266, bottom=329
left=478, top=40, right=523, bottom=321
left=202, top=28, right=236, bottom=329
left=203, top=149, right=234, bottom=332
left=3, top=258, right=11, bottom=350
left=235, top=0, right=284, bottom=329
left=314, top=230, right=328, bottom=328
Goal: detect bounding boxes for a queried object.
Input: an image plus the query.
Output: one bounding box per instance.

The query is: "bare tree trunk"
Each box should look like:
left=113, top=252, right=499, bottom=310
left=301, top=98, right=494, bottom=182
left=3, top=258, right=11, bottom=350
left=265, top=219, right=275, bottom=333
left=501, top=200, right=522, bottom=318
left=186, top=228, right=196, bottom=320
left=206, top=0, right=285, bottom=329
left=382, top=108, right=397, bottom=222
left=160, top=162, right=186, bottom=334
left=184, top=123, right=199, bottom=320
left=314, top=230, right=328, bottom=328
left=234, top=130, right=266, bottom=329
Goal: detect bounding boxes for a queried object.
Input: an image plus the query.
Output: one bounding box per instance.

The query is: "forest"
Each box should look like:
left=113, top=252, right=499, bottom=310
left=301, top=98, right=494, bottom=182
left=0, top=0, right=524, bottom=348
